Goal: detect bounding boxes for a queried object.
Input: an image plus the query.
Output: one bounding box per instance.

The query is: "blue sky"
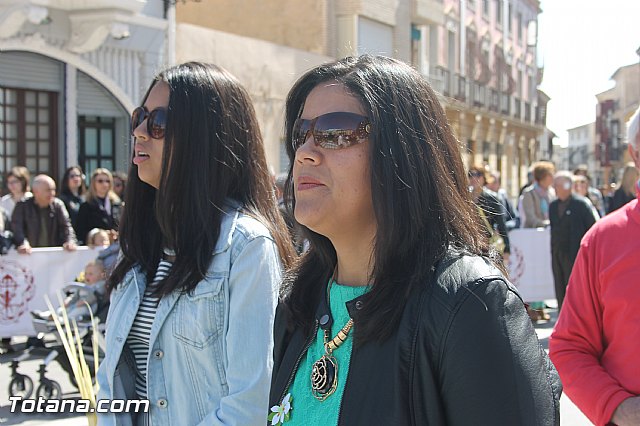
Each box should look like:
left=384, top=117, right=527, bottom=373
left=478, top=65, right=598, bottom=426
left=537, top=0, right=640, bottom=146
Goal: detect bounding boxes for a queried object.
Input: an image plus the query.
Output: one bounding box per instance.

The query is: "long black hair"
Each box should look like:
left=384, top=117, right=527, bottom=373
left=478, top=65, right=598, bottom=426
left=282, top=55, right=492, bottom=343
left=109, top=62, right=295, bottom=295
left=60, top=166, right=87, bottom=197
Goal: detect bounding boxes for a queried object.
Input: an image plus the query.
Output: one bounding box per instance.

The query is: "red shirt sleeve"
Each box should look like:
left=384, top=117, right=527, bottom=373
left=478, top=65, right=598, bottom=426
left=549, top=233, right=634, bottom=426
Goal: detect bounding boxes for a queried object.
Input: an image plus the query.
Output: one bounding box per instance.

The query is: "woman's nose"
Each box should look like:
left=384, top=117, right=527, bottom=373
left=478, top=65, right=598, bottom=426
left=294, top=134, right=322, bottom=165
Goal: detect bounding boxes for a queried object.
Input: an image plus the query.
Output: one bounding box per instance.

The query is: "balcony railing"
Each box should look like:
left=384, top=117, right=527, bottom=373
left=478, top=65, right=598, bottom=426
left=454, top=74, right=466, bottom=101
left=433, top=66, right=452, bottom=96
left=500, top=94, right=510, bottom=115
left=442, top=69, right=451, bottom=96
left=428, top=68, right=542, bottom=124
left=427, top=65, right=444, bottom=94
left=471, top=82, right=486, bottom=107
left=489, top=89, right=499, bottom=112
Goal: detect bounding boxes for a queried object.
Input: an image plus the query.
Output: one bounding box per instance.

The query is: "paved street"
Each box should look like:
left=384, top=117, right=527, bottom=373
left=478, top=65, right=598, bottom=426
left=1, top=310, right=592, bottom=425
left=533, top=307, right=591, bottom=425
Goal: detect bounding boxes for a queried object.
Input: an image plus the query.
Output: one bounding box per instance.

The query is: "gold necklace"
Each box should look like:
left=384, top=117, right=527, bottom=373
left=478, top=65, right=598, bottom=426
left=310, top=275, right=355, bottom=401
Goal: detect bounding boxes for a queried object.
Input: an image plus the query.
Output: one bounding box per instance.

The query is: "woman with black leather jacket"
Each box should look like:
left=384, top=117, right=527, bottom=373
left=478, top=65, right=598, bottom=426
left=76, top=168, right=122, bottom=244
left=268, top=55, right=561, bottom=426
left=468, top=165, right=511, bottom=258
left=58, top=166, right=87, bottom=234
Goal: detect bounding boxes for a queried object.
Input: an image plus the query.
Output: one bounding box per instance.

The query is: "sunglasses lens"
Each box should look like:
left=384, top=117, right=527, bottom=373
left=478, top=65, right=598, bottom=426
left=313, top=112, right=369, bottom=149
left=148, top=108, right=166, bottom=139
left=131, top=107, right=145, bottom=135
left=292, top=118, right=311, bottom=150
left=131, top=107, right=166, bottom=139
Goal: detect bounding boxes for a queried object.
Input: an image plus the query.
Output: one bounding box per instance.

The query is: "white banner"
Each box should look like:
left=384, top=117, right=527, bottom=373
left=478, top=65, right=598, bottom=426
left=0, top=247, right=99, bottom=337
left=508, top=228, right=556, bottom=302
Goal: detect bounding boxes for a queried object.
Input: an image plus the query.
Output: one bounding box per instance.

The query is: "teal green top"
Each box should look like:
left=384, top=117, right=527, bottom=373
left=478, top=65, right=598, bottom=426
left=284, top=281, right=369, bottom=426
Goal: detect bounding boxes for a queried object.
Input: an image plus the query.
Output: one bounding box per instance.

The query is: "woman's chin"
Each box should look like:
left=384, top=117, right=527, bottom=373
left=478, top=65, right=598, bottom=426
left=294, top=207, right=321, bottom=232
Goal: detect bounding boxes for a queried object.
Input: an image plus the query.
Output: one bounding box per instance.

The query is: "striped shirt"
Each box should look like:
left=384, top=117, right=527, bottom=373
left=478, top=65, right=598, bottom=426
left=126, top=259, right=172, bottom=399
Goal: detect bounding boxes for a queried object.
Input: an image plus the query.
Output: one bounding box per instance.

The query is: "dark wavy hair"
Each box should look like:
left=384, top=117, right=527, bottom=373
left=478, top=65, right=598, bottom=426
left=281, top=55, right=492, bottom=343
left=60, top=166, right=87, bottom=197
left=108, top=62, right=295, bottom=296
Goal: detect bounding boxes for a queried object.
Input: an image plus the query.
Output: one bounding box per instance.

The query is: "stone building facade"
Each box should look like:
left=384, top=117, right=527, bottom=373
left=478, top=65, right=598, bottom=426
left=595, top=63, right=640, bottom=185
left=0, top=0, right=167, bottom=187
left=177, top=0, right=548, bottom=196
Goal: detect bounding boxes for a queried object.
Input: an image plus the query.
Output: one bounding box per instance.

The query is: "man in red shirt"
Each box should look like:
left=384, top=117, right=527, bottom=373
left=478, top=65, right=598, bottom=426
left=549, top=105, right=640, bottom=426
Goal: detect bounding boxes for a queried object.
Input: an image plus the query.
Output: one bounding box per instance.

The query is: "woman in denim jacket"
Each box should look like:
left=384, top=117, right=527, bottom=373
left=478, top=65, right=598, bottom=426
left=96, top=62, right=295, bottom=426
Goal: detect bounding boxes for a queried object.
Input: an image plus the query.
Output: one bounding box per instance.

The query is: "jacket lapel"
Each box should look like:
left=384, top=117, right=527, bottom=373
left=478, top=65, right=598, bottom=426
left=148, top=290, right=180, bottom=347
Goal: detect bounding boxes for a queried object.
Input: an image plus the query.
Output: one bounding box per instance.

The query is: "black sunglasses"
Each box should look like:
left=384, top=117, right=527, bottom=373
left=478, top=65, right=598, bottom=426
left=292, top=111, right=371, bottom=150
left=131, top=106, right=167, bottom=139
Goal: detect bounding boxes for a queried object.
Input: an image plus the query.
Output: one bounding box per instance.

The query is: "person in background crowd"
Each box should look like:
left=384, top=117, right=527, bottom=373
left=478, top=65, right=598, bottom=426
left=573, top=165, right=605, bottom=217
left=67, top=259, right=107, bottom=320
left=97, top=62, right=295, bottom=426
left=573, top=174, right=588, bottom=197
left=269, top=55, right=560, bottom=425
left=11, top=174, right=77, bottom=348
left=486, top=170, right=519, bottom=230
left=76, top=168, right=122, bottom=245
left=112, top=171, right=127, bottom=200
left=573, top=174, right=600, bottom=218
left=550, top=105, right=640, bottom=426
left=609, top=163, right=639, bottom=213
left=96, top=239, right=120, bottom=278
left=33, top=259, right=107, bottom=322
left=85, top=227, right=120, bottom=278
left=468, top=165, right=510, bottom=261
left=520, top=161, right=556, bottom=228
left=548, top=171, right=597, bottom=310
left=58, top=166, right=87, bottom=234
left=12, top=174, right=77, bottom=254
left=601, top=183, right=616, bottom=214
left=86, top=227, right=111, bottom=248
left=519, top=161, right=556, bottom=322
left=1, top=166, right=32, bottom=218
left=519, top=170, right=534, bottom=196
left=0, top=205, right=10, bottom=241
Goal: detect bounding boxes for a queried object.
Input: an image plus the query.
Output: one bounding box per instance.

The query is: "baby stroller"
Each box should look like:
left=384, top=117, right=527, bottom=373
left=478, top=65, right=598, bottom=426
left=7, top=283, right=109, bottom=400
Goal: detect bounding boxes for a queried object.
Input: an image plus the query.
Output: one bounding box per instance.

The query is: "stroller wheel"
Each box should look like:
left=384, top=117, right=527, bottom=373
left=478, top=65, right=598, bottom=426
left=9, top=374, right=34, bottom=399
left=36, top=379, right=62, bottom=400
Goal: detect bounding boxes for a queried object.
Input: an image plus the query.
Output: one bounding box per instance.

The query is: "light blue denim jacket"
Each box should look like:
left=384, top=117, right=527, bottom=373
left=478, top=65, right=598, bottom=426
left=96, top=202, right=282, bottom=426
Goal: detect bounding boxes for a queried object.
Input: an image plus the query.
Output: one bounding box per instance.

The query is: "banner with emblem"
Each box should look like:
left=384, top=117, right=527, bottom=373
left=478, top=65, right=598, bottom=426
left=0, top=247, right=99, bottom=337
left=507, top=228, right=556, bottom=302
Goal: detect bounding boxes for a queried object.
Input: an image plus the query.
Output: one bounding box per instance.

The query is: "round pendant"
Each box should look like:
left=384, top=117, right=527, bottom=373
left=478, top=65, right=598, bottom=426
left=311, top=354, right=338, bottom=400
